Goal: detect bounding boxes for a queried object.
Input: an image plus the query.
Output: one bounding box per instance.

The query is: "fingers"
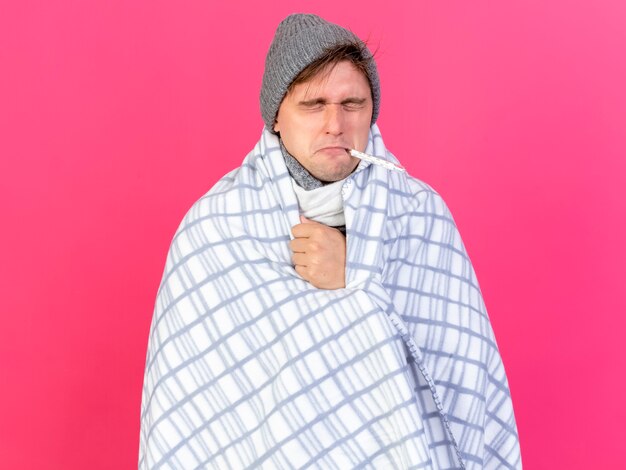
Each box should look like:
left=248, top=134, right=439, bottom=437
left=294, top=264, right=308, bottom=279
left=291, top=223, right=310, bottom=238
left=290, top=216, right=347, bottom=290
left=291, top=217, right=329, bottom=238
left=292, top=214, right=325, bottom=237
left=291, top=252, right=308, bottom=267
left=289, top=238, right=307, bottom=253
left=291, top=222, right=318, bottom=238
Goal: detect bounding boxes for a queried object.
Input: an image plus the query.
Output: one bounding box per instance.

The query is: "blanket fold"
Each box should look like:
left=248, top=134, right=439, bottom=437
left=139, top=125, right=521, bottom=469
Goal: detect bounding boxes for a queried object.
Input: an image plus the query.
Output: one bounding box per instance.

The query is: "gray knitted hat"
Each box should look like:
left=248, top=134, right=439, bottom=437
left=260, top=13, right=380, bottom=132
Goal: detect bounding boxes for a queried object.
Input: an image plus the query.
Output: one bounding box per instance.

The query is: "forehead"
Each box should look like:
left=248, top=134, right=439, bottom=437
left=287, top=61, right=371, bottom=100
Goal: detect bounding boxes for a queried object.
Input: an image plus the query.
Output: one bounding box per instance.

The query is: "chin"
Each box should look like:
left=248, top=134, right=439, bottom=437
left=315, top=165, right=357, bottom=183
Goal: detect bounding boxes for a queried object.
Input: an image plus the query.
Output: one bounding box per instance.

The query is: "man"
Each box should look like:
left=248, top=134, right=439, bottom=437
left=140, top=14, right=521, bottom=469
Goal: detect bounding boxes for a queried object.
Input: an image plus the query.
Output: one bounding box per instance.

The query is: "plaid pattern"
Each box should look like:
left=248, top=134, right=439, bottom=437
left=139, top=125, right=521, bottom=469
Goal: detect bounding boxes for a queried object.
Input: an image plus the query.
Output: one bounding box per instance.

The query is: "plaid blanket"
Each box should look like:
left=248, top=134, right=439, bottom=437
left=139, top=125, right=521, bottom=469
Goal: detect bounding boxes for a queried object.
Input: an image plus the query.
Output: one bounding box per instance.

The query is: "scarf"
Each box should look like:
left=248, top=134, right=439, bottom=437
left=139, top=125, right=521, bottom=469
left=282, top=139, right=347, bottom=230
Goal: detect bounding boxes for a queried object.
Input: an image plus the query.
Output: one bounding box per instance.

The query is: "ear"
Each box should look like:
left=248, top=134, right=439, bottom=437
left=273, top=118, right=280, bottom=133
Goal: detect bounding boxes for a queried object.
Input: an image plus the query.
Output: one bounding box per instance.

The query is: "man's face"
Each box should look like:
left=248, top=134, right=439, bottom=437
left=274, top=61, right=373, bottom=182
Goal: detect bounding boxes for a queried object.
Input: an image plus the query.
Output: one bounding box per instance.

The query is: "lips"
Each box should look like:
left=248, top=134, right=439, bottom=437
left=316, top=145, right=351, bottom=155
left=317, top=147, right=350, bottom=158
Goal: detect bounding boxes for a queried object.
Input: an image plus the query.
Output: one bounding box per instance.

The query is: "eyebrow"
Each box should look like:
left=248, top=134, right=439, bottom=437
left=298, top=97, right=368, bottom=106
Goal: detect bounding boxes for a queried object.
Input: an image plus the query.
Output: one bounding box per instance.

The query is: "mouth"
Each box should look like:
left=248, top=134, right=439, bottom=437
left=316, top=146, right=352, bottom=156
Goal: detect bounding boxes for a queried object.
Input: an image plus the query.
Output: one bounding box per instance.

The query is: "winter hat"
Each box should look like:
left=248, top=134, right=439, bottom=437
left=260, top=13, right=380, bottom=132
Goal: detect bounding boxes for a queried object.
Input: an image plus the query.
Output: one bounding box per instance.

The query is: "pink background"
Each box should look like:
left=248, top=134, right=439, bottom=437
left=2, top=1, right=625, bottom=468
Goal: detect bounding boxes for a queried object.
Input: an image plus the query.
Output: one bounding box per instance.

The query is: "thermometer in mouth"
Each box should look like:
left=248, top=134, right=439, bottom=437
left=348, top=149, right=406, bottom=173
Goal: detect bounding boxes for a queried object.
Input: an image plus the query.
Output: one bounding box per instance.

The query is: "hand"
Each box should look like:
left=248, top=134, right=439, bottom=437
left=290, top=215, right=346, bottom=289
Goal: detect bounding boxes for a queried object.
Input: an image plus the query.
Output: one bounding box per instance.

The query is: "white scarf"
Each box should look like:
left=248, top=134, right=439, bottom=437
left=291, top=178, right=345, bottom=227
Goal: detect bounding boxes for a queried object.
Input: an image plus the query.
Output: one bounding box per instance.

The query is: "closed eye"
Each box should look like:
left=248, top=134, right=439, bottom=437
left=298, top=99, right=326, bottom=110
left=298, top=98, right=369, bottom=112
left=341, top=98, right=367, bottom=110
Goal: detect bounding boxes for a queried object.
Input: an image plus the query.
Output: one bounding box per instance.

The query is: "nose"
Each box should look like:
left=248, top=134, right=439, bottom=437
left=324, top=104, right=345, bottom=136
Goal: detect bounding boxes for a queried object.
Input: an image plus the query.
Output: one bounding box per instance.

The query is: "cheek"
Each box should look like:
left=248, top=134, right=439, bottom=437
left=288, top=119, right=319, bottom=145
left=280, top=121, right=314, bottom=157
left=354, top=118, right=372, bottom=144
